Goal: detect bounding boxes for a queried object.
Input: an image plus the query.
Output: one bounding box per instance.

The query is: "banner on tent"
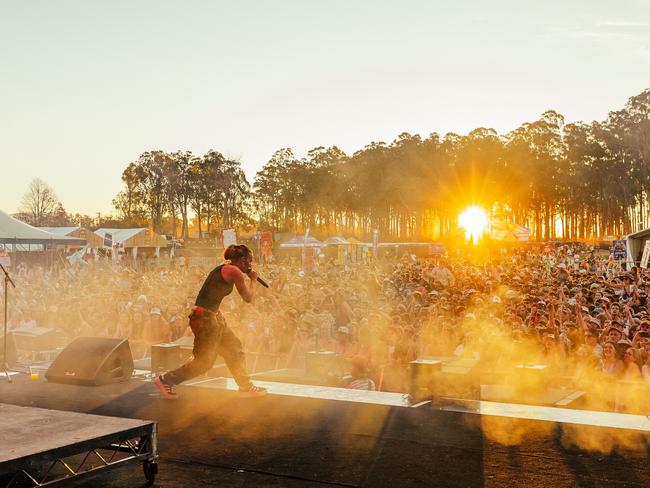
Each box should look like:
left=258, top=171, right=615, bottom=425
left=222, top=228, right=237, bottom=248
left=611, top=240, right=627, bottom=260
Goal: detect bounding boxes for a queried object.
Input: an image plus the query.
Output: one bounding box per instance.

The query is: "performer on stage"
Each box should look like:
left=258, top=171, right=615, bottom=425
left=154, top=244, right=267, bottom=399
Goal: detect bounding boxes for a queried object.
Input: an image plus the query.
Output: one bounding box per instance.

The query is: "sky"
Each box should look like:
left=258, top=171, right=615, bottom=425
left=1, top=0, right=649, bottom=215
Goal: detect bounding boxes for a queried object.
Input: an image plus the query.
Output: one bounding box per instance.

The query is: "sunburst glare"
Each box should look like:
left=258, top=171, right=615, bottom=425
left=458, top=206, right=488, bottom=243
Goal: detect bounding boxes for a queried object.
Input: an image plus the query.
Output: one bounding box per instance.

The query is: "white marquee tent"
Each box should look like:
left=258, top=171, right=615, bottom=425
left=279, top=236, right=325, bottom=248
left=0, top=210, right=85, bottom=247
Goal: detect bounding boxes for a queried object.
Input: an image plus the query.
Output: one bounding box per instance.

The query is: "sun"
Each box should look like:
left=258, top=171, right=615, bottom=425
left=458, top=206, right=488, bottom=243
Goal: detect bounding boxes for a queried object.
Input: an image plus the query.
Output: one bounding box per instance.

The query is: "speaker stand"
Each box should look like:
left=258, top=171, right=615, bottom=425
left=1, top=264, right=16, bottom=383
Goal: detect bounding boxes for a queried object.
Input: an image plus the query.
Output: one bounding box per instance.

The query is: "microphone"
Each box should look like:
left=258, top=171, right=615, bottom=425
left=248, top=268, right=269, bottom=288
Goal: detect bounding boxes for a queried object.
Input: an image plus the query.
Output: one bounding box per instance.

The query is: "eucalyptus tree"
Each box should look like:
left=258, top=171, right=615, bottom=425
left=219, top=158, right=252, bottom=229
left=164, top=151, right=195, bottom=239
left=113, top=163, right=147, bottom=225
left=132, top=151, right=169, bottom=232
left=253, top=148, right=299, bottom=231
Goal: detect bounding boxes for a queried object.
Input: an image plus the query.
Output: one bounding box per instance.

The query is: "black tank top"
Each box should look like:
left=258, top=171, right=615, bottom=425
left=195, top=264, right=234, bottom=311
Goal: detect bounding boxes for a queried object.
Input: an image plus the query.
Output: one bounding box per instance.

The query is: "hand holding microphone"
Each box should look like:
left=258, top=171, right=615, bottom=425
left=247, top=268, right=269, bottom=288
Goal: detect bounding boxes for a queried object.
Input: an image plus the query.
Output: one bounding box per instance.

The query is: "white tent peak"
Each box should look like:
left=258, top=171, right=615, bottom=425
left=39, top=226, right=82, bottom=236
left=279, top=236, right=324, bottom=248
left=0, top=210, right=85, bottom=245
left=95, top=228, right=148, bottom=244
left=324, top=236, right=350, bottom=245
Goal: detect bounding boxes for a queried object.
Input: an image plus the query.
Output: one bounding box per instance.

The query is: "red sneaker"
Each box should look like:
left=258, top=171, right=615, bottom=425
left=238, top=384, right=268, bottom=398
left=154, top=376, right=178, bottom=400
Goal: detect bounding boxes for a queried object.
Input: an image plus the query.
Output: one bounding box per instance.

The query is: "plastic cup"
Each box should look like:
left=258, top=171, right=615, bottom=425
left=29, top=367, right=39, bottom=380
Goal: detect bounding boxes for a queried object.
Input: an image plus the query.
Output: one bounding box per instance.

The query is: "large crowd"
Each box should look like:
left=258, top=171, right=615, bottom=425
left=3, top=243, right=650, bottom=411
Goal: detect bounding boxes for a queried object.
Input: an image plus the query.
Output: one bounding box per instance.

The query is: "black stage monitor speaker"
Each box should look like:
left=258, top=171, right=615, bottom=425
left=0, top=333, right=17, bottom=366
left=409, top=358, right=442, bottom=401
left=410, top=357, right=481, bottom=403
left=46, top=337, right=134, bottom=386
left=151, top=343, right=181, bottom=372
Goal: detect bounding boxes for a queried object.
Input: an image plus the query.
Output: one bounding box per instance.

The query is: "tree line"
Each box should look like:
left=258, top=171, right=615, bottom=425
left=112, top=150, right=252, bottom=238
left=17, top=88, right=649, bottom=241
left=253, top=88, right=650, bottom=241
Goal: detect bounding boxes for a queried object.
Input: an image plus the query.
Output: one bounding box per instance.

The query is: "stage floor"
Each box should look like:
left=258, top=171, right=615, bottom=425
left=0, top=402, right=157, bottom=486
left=0, top=404, right=154, bottom=465
left=1, top=374, right=649, bottom=487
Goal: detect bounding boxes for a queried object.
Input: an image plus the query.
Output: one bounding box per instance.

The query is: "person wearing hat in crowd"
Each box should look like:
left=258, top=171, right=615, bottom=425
left=154, top=245, right=267, bottom=399
left=605, top=324, right=624, bottom=344
left=342, top=355, right=376, bottom=391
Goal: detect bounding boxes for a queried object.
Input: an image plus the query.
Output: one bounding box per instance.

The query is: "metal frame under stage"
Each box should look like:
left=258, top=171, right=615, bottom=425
left=0, top=404, right=158, bottom=487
